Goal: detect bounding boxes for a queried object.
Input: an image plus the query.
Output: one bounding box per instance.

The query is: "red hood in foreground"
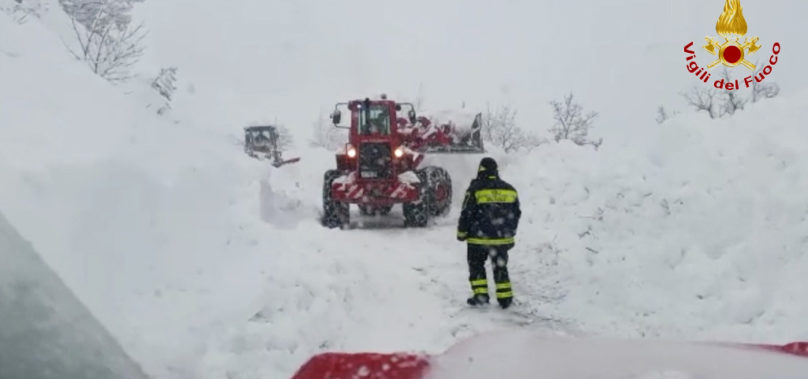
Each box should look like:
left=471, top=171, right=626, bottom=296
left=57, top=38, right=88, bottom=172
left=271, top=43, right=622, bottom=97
left=291, top=331, right=808, bottom=379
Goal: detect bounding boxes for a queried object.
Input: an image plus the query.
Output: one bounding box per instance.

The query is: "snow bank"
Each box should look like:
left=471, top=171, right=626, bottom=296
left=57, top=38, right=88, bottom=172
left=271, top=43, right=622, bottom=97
left=0, top=11, right=271, bottom=378
left=0, top=211, right=148, bottom=379
left=495, top=92, right=808, bottom=341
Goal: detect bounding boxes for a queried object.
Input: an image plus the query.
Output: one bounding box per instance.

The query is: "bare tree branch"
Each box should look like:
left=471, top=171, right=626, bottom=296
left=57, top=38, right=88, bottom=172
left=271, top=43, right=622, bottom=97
left=681, top=86, right=720, bottom=118
left=63, top=0, right=147, bottom=84
left=482, top=104, right=546, bottom=153
left=548, top=92, right=600, bottom=147
left=719, top=68, right=747, bottom=117
left=751, top=79, right=780, bottom=103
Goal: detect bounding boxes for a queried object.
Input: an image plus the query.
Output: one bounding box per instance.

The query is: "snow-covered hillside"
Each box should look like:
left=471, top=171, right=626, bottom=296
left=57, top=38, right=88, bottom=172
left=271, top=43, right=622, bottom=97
left=2, top=2, right=808, bottom=379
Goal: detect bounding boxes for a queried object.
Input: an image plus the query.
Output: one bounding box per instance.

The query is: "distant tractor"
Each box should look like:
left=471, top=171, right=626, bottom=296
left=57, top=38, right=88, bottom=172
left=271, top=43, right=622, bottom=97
left=244, top=125, right=300, bottom=167
left=322, top=95, right=484, bottom=228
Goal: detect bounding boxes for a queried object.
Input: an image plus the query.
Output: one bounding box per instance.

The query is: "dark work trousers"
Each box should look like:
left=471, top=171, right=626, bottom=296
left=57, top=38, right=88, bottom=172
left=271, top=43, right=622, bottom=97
left=467, top=244, right=513, bottom=306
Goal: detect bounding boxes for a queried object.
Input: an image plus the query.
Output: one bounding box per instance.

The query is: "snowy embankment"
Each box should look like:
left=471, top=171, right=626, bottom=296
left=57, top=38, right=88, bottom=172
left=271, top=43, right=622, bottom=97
left=2, top=6, right=808, bottom=379
left=504, top=100, right=808, bottom=342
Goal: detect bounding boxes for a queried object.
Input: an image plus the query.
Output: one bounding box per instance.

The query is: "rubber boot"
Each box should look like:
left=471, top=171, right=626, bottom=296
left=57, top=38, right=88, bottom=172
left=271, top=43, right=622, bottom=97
left=498, top=297, right=512, bottom=309
left=467, top=294, right=490, bottom=306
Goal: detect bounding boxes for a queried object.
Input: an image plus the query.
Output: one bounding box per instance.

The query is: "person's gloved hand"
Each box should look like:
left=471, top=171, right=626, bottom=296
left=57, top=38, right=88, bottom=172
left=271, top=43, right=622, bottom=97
left=457, top=231, right=467, bottom=242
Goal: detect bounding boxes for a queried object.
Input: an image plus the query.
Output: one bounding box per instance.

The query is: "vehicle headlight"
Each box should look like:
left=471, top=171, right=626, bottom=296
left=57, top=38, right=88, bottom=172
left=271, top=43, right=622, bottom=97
left=347, top=145, right=357, bottom=158
left=394, top=146, right=404, bottom=158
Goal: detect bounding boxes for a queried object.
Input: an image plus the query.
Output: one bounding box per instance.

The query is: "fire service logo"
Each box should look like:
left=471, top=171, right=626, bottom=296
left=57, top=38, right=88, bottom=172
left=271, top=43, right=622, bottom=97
left=684, top=0, right=781, bottom=90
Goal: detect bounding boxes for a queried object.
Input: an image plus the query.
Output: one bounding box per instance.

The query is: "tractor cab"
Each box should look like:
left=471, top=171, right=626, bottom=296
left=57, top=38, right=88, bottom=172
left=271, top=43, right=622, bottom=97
left=330, top=97, right=417, bottom=139
left=356, top=102, right=391, bottom=136
left=329, top=97, right=421, bottom=180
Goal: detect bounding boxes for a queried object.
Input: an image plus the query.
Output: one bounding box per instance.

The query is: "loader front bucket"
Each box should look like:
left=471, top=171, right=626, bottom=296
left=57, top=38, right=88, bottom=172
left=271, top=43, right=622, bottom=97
left=416, top=112, right=485, bottom=154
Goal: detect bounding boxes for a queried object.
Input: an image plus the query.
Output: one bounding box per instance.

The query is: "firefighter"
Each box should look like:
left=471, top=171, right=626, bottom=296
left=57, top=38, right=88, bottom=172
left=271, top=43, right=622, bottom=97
left=456, top=157, right=521, bottom=308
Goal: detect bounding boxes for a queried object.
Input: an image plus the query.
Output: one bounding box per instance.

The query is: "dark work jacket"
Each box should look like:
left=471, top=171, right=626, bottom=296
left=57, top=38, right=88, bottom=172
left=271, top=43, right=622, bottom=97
left=457, top=174, right=521, bottom=246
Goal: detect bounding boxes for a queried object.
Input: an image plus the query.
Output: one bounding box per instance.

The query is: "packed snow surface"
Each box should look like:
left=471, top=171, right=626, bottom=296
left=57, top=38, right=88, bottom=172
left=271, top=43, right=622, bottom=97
left=2, top=2, right=808, bottom=379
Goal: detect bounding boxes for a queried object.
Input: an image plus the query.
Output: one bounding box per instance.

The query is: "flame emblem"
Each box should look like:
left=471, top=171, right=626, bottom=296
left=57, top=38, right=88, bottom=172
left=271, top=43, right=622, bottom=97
left=704, top=0, right=761, bottom=70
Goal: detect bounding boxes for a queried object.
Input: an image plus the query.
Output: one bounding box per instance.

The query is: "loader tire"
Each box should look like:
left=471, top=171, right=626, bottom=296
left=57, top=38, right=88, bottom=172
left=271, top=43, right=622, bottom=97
left=419, top=166, right=452, bottom=217
left=322, top=170, right=349, bottom=228
left=403, top=170, right=429, bottom=227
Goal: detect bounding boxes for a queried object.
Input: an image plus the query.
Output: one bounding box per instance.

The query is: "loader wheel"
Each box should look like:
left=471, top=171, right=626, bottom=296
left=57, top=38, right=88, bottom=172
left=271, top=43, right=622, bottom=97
left=419, top=166, right=452, bottom=217
left=322, top=170, right=349, bottom=228
left=403, top=170, right=429, bottom=227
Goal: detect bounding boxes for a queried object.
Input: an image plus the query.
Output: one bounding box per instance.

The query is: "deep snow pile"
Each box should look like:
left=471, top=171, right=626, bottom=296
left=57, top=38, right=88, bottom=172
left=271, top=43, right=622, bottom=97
left=495, top=97, right=808, bottom=342
left=3, top=4, right=808, bottom=379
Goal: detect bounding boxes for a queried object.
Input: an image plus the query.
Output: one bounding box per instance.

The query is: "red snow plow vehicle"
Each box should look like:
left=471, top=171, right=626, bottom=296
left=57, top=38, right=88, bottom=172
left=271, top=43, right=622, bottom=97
left=321, top=95, right=484, bottom=228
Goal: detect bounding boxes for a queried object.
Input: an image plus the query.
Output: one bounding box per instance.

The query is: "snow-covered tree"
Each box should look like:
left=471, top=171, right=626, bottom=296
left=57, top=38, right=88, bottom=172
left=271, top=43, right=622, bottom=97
left=60, top=0, right=141, bottom=30
left=549, top=93, right=601, bottom=148
left=152, top=66, right=177, bottom=101
left=61, top=0, right=147, bottom=83
left=682, top=67, right=778, bottom=119
left=482, top=104, right=545, bottom=153
left=151, top=66, right=177, bottom=115
left=682, top=86, right=721, bottom=119
left=751, top=80, right=780, bottom=103
left=718, top=68, right=747, bottom=117
left=2, top=0, right=49, bottom=23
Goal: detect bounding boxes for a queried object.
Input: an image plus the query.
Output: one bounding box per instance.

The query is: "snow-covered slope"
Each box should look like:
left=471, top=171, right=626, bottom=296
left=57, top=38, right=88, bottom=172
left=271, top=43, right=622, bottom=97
left=2, top=2, right=808, bottom=379
left=496, top=97, right=808, bottom=342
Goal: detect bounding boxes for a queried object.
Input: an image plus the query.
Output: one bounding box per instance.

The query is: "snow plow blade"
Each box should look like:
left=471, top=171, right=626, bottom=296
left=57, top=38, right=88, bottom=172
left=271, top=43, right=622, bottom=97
left=290, top=352, right=429, bottom=379
left=400, top=111, right=485, bottom=154
left=737, top=341, right=808, bottom=358
left=271, top=157, right=301, bottom=167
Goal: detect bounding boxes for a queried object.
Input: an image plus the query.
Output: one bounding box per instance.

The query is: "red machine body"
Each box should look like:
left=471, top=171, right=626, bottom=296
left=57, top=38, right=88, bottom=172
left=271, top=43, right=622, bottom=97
left=321, top=95, right=482, bottom=228
left=329, top=98, right=424, bottom=205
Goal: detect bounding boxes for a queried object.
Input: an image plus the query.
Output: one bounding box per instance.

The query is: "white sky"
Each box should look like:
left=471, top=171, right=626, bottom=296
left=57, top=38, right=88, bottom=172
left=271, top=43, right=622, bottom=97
left=133, top=0, right=808, bottom=142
